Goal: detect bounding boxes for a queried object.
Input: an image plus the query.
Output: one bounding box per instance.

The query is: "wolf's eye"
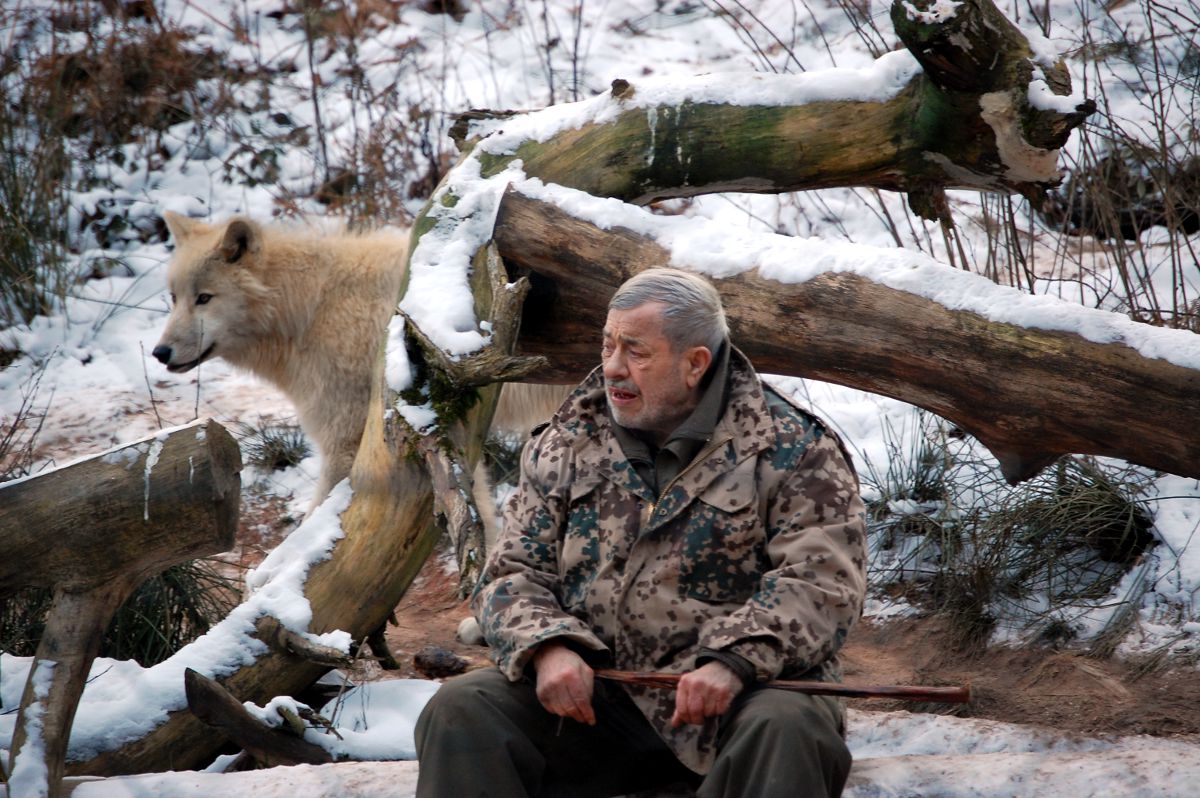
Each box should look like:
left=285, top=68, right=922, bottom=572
left=196, top=293, right=213, bottom=305
left=169, top=293, right=176, bottom=305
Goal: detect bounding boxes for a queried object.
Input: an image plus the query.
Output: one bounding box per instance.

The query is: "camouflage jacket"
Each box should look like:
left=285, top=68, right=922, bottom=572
left=472, top=349, right=867, bottom=773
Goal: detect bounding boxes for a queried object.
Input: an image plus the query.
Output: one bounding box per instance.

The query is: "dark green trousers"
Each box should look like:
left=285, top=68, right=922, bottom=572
left=413, top=667, right=851, bottom=798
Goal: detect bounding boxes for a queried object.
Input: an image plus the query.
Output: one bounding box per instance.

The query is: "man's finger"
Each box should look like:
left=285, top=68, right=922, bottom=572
left=673, top=679, right=701, bottom=726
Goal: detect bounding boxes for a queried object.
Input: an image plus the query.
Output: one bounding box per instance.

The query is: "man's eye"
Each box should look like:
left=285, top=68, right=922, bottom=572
left=196, top=293, right=213, bottom=305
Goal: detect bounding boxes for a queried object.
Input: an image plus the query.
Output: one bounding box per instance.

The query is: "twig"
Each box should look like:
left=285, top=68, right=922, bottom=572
left=140, top=342, right=164, bottom=429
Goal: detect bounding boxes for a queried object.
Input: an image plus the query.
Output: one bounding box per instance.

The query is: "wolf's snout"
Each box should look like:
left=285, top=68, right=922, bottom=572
left=152, top=345, right=172, bottom=364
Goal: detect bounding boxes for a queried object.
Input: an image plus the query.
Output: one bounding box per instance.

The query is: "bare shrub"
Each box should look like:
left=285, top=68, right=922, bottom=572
left=239, top=418, right=312, bottom=472
left=864, top=412, right=1157, bottom=652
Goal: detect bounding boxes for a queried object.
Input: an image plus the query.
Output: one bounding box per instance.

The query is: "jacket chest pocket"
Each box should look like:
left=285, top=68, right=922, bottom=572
left=677, top=462, right=769, bottom=604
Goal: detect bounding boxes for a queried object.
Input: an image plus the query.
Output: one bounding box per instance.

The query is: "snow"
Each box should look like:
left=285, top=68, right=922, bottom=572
left=2, top=0, right=1199, bottom=795
left=5, top=659, right=55, bottom=798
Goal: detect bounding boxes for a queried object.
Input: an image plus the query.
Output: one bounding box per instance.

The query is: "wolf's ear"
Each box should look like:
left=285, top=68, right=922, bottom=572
left=163, top=210, right=204, bottom=243
left=218, top=218, right=262, bottom=264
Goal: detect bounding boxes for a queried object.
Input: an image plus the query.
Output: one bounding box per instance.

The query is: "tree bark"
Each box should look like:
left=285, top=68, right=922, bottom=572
left=495, top=188, right=1200, bottom=484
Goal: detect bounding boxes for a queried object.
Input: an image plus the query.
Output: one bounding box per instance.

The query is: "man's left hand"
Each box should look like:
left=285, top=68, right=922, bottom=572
left=670, top=660, right=744, bottom=727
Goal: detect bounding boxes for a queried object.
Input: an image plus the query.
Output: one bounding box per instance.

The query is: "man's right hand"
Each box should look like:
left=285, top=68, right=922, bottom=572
left=531, top=641, right=596, bottom=725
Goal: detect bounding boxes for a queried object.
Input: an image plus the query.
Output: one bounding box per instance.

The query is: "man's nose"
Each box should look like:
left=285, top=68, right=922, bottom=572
left=603, top=351, right=627, bottom=380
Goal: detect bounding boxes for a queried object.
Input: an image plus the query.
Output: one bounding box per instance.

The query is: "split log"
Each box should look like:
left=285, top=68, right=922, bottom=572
left=495, top=188, right=1200, bottom=484
left=0, top=419, right=240, bottom=798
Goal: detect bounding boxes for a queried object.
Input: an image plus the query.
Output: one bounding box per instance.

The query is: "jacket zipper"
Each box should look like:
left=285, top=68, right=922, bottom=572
left=647, top=433, right=734, bottom=525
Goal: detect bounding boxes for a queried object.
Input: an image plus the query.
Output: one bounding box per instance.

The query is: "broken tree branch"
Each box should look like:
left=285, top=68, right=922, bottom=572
left=184, top=669, right=333, bottom=767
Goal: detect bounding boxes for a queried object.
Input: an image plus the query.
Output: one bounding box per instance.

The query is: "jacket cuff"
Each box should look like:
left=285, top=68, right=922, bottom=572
left=695, top=648, right=758, bottom=687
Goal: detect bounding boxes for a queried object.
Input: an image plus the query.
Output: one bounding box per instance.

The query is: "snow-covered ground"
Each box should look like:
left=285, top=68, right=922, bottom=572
left=2, top=0, right=1199, bottom=795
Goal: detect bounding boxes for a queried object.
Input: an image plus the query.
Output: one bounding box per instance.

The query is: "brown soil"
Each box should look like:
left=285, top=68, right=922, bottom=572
left=381, top=548, right=1200, bottom=743
left=840, top=616, right=1200, bottom=741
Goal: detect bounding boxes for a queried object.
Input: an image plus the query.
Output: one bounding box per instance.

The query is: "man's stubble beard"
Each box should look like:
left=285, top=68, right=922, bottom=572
left=605, top=378, right=691, bottom=439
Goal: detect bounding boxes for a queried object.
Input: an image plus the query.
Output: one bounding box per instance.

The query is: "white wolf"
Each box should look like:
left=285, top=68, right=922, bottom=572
left=152, top=212, right=565, bottom=523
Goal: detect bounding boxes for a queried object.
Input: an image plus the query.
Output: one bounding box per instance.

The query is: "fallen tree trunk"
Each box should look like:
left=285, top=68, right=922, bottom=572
left=66, top=351, right=441, bottom=776
left=448, top=0, right=1092, bottom=216
left=495, top=187, right=1200, bottom=483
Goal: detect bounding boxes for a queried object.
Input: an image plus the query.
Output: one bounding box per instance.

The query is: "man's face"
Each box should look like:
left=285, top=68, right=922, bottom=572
left=602, top=301, right=711, bottom=444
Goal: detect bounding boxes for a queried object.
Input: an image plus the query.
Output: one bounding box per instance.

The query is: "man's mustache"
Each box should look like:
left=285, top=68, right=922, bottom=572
left=605, top=380, right=640, bottom=396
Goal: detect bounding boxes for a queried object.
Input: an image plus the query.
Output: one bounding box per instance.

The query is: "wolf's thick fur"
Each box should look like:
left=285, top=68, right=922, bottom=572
left=154, top=212, right=566, bottom=517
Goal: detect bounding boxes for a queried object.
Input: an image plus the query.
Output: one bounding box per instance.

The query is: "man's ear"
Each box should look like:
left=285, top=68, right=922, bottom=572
left=683, top=345, right=713, bottom=390
left=218, top=218, right=262, bottom=264
left=162, top=210, right=206, bottom=244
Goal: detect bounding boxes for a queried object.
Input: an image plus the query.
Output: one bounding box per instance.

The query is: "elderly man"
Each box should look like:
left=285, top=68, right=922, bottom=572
left=415, top=268, right=867, bottom=797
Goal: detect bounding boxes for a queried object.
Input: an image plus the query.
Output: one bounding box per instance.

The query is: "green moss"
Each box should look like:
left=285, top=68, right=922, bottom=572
left=396, top=337, right=480, bottom=432
left=476, top=150, right=517, bottom=179
left=427, top=370, right=480, bottom=426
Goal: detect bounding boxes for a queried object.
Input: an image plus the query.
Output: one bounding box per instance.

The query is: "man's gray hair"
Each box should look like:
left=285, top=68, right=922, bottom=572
left=609, top=268, right=728, bottom=353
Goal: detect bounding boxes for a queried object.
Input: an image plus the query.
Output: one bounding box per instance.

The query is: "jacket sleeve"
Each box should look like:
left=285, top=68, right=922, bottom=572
left=470, top=430, right=610, bottom=681
left=696, top=430, right=868, bottom=682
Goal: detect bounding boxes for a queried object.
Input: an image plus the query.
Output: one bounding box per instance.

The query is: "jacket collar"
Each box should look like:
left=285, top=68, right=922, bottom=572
left=553, top=346, right=776, bottom=504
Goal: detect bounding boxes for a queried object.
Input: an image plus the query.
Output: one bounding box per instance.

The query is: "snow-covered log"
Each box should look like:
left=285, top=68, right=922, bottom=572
left=63, top=363, right=442, bottom=777
left=495, top=187, right=1200, bottom=484
left=444, top=0, right=1092, bottom=215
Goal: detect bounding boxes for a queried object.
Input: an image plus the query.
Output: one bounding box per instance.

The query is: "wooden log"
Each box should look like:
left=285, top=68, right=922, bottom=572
left=1, top=419, right=240, bottom=798
left=0, top=420, right=241, bottom=593
left=183, top=669, right=334, bottom=767
left=68, top=325, right=446, bottom=777
left=442, top=0, right=1091, bottom=216
left=494, top=188, right=1200, bottom=484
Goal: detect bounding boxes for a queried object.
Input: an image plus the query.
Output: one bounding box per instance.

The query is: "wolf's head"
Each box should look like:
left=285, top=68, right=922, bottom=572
left=153, top=212, right=273, bottom=373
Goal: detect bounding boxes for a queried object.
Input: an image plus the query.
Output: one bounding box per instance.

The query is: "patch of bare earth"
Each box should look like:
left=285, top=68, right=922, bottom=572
left=381, top=551, right=1200, bottom=742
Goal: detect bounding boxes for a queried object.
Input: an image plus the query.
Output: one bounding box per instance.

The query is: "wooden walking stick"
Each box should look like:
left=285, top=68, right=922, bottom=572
left=595, top=669, right=971, bottom=704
